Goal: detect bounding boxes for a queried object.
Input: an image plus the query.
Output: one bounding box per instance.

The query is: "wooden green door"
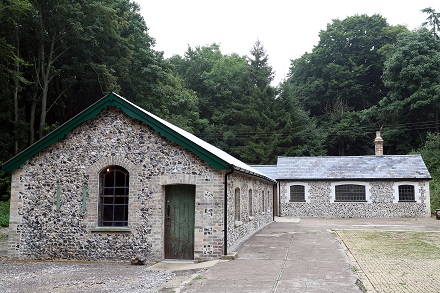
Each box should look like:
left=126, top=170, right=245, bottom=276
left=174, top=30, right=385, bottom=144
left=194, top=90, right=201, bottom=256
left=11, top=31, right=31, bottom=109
left=164, top=185, right=195, bottom=260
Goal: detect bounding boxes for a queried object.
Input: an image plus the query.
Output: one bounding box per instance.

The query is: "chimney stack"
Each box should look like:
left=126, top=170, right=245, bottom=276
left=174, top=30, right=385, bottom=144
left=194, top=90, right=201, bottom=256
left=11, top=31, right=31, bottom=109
left=374, top=131, right=384, bottom=156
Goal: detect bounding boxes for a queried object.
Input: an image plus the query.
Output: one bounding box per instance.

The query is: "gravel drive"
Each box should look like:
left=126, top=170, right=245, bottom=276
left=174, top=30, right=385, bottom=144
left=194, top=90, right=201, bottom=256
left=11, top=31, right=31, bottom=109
left=0, top=228, right=196, bottom=293
left=0, top=260, right=184, bottom=293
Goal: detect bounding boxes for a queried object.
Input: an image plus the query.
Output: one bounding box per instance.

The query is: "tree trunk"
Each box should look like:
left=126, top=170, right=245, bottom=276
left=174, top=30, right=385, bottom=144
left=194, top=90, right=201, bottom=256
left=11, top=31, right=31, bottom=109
left=29, top=94, right=37, bottom=145
left=13, top=25, right=20, bottom=154
left=36, top=9, right=56, bottom=140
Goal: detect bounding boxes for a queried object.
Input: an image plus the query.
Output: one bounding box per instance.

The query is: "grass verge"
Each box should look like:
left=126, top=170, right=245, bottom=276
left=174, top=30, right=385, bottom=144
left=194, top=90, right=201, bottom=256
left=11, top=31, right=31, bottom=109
left=0, top=200, right=9, bottom=227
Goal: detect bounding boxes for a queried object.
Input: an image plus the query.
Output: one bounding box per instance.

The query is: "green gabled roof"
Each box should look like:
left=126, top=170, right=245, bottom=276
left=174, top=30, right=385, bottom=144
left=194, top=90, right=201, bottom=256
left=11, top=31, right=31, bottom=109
left=2, top=93, right=273, bottom=183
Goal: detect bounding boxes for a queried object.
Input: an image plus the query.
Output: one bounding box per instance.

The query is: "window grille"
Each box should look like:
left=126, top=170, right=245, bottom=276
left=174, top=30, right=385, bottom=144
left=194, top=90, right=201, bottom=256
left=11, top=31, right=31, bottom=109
left=235, top=188, right=241, bottom=221
left=399, top=185, right=415, bottom=202
left=249, top=189, right=253, bottom=216
left=99, top=165, right=129, bottom=226
left=290, top=185, right=305, bottom=202
left=335, top=184, right=366, bottom=202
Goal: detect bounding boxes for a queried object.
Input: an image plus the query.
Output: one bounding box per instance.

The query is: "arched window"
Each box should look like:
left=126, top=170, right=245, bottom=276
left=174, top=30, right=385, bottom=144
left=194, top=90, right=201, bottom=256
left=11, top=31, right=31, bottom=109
left=399, top=185, right=415, bottom=202
left=249, top=189, right=253, bottom=216
left=235, top=188, right=241, bottom=221
left=290, top=185, right=305, bottom=202
left=99, top=165, right=129, bottom=226
left=262, top=191, right=265, bottom=212
left=335, top=184, right=366, bottom=202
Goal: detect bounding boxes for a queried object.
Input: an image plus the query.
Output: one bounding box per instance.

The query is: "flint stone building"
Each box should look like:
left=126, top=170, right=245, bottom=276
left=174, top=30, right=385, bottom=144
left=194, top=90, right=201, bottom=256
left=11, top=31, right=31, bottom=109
left=2, top=93, right=275, bottom=261
left=253, top=152, right=431, bottom=218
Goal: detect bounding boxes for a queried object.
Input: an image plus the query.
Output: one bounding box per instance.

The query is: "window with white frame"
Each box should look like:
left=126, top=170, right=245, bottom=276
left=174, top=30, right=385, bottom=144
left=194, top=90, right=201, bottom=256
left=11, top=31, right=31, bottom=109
left=398, top=185, right=415, bottom=202
left=335, top=184, right=366, bottom=202
left=290, top=185, right=305, bottom=202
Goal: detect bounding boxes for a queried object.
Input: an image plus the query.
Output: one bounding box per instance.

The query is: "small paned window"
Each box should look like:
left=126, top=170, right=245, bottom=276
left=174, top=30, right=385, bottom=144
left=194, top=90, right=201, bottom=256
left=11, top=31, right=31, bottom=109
left=235, top=188, right=241, bottom=221
left=290, top=185, right=305, bottom=202
left=262, top=191, right=265, bottom=212
left=249, top=189, right=253, bottom=216
left=99, top=165, right=129, bottom=226
left=399, top=185, right=415, bottom=202
left=335, top=184, right=366, bottom=202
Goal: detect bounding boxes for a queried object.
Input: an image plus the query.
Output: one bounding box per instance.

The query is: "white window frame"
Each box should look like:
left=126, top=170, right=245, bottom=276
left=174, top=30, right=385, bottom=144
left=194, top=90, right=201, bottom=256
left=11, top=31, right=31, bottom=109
left=331, top=182, right=371, bottom=203
left=393, top=182, right=421, bottom=203
left=286, top=182, right=309, bottom=203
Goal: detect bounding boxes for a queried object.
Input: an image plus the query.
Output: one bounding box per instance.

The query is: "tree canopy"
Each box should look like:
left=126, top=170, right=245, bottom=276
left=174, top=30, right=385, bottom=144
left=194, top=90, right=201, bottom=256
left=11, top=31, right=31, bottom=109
left=1, top=4, right=440, bottom=210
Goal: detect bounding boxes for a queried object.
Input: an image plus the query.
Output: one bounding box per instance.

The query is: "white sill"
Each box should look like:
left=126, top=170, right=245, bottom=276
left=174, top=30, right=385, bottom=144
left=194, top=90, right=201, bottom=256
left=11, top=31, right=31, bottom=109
left=90, top=227, right=131, bottom=233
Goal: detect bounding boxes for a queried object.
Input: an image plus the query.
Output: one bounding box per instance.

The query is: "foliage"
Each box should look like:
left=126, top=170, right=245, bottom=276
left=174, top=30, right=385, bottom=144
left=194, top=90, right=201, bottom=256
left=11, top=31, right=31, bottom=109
left=0, top=0, right=200, bottom=162
left=375, top=28, right=440, bottom=153
left=0, top=3, right=439, bottom=170
left=422, top=7, right=440, bottom=38
left=0, top=200, right=9, bottom=227
left=416, top=133, right=440, bottom=212
left=283, top=14, right=407, bottom=155
left=0, top=171, right=11, bottom=202
left=170, top=42, right=325, bottom=163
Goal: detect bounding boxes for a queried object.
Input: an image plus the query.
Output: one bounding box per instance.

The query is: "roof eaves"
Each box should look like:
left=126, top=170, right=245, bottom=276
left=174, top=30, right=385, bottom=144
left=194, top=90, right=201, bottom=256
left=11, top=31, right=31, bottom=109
left=232, top=165, right=276, bottom=183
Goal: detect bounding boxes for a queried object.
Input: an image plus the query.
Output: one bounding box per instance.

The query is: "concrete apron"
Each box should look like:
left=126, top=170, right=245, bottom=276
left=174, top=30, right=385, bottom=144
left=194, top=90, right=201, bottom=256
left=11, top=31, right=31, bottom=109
left=183, top=218, right=361, bottom=293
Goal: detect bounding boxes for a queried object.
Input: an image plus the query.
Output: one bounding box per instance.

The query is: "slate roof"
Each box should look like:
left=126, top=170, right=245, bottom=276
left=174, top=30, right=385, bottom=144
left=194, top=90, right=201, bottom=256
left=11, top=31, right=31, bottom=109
left=2, top=93, right=274, bottom=182
left=252, top=155, right=431, bottom=180
left=249, top=165, right=278, bottom=179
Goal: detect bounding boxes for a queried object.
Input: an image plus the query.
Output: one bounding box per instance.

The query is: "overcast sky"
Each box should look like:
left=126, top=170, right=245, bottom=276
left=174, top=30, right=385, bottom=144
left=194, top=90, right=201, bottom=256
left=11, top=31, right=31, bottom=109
left=139, top=0, right=438, bottom=84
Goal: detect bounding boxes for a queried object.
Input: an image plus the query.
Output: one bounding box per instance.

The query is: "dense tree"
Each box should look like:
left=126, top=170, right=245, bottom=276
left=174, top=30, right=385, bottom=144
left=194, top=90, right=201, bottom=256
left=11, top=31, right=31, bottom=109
left=0, top=0, right=31, bottom=155
left=283, top=14, right=408, bottom=155
left=372, top=28, right=440, bottom=153
left=416, top=132, right=440, bottom=212
left=170, top=42, right=325, bottom=163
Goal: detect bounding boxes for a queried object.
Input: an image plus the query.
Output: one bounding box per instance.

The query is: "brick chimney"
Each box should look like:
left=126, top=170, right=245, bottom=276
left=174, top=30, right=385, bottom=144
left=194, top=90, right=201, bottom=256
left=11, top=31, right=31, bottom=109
left=374, top=131, right=384, bottom=156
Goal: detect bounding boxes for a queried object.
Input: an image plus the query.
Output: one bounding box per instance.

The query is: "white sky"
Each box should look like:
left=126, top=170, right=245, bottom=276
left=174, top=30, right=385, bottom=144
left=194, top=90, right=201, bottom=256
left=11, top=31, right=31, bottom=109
left=138, top=0, right=438, bottom=84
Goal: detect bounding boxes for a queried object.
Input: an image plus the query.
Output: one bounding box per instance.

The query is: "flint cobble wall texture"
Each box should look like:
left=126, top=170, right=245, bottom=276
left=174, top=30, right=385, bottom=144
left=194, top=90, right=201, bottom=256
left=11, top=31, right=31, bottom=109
left=226, top=173, right=273, bottom=251
left=280, top=180, right=429, bottom=218
left=8, top=107, right=273, bottom=261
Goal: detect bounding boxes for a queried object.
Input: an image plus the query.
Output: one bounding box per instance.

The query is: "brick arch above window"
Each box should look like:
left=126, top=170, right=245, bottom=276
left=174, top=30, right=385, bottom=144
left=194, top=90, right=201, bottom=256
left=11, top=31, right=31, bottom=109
left=89, top=155, right=138, bottom=175
left=85, top=155, right=141, bottom=231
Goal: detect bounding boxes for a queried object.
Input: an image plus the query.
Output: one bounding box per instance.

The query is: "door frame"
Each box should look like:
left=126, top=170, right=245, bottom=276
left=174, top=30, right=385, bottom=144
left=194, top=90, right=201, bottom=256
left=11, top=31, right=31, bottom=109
left=163, top=184, right=196, bottom=260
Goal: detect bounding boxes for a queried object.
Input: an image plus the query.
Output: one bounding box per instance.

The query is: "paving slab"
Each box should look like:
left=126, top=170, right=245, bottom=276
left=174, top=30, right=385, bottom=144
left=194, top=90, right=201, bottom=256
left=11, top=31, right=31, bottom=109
left=183, top=219, right=362, bottom=292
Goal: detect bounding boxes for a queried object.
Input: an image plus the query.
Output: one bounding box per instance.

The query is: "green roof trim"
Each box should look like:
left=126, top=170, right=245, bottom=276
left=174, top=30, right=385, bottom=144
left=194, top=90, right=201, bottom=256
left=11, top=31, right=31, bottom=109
left=1, top=92, right=231, bottom=172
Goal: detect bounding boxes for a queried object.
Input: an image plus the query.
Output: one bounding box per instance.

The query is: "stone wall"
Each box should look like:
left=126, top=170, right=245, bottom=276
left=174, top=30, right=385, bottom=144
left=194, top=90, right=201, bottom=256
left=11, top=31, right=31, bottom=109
left=280, top=180, right=430, bottom=218
left=8, top=107, right=230, bottom=261
left=226, top=173, right=274, bottom=252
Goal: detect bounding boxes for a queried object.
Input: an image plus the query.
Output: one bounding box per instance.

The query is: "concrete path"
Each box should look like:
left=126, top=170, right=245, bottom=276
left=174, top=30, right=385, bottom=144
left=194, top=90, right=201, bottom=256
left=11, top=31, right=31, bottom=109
left=183, top=218, right=362, bottom=292
left=180, top=217, right=440, bottom=292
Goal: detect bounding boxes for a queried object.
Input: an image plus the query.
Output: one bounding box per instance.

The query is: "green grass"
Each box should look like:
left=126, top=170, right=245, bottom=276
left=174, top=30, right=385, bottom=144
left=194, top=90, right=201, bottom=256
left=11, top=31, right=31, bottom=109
left=193, top=275, right=203, bottom=281
left=0, top=200, right=9, bottom=227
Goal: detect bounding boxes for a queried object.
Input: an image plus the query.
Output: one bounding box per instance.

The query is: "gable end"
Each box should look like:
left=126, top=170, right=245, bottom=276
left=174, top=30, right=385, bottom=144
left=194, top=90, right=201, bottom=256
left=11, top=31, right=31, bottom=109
left=2, top=93, right=230, bottom=172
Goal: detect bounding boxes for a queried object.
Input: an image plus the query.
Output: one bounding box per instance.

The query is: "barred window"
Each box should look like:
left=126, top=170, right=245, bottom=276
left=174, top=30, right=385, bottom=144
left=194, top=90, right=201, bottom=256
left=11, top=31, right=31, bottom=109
left=235, top=188, right=241, bottom=221
left=99, top=165, right=129, bottom=226
left=249, top=189, right=253, bottom=216
left=399, top=185, right=415, bottom=202
left=290, top=185, right=305, bottom=202
left=335, top=184, right=366, bottom=202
